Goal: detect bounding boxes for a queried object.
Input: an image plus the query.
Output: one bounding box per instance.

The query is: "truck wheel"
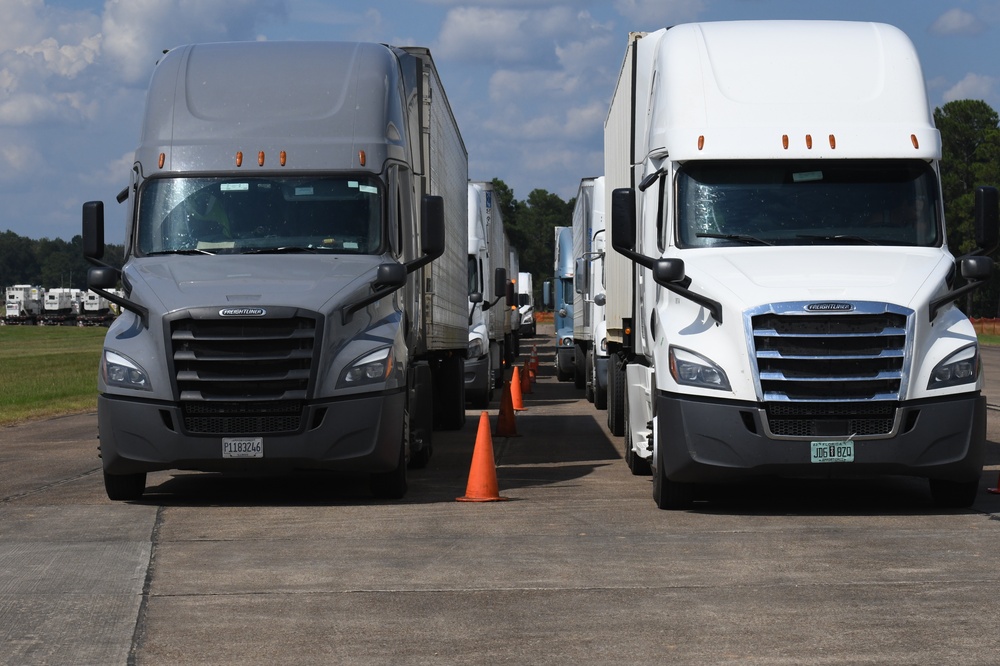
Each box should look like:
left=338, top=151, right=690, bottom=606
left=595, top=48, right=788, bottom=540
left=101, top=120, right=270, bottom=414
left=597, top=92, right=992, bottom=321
left=607, top=356, right=625, bottom=436
left=103, top=471, right=146, bottom=501
left=371, top=442, right=408, bottom=499
left=928, top=477, right=979, bottom=509
left=652, top=461, right=693, bottom=510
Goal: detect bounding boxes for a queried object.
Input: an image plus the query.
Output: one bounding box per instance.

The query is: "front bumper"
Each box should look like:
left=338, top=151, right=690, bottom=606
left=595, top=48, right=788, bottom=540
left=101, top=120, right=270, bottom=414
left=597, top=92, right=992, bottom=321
left=657, top=392, right=986, bottom=484
left=98, top=390, right=405, bottom=475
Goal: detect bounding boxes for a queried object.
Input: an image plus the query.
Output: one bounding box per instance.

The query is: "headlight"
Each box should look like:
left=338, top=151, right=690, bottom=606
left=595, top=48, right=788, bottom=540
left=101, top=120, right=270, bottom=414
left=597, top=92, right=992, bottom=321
left=669, top=346, right=731, bottom=391
left=928, top=343, right=978, bottom=390
left=338, top=347, right=393, bottom=388
left=600, top=337, right=607, bottom=353
left=102, top=350, right=151, bottom=391
left=468, top=338, right=485, bottom=359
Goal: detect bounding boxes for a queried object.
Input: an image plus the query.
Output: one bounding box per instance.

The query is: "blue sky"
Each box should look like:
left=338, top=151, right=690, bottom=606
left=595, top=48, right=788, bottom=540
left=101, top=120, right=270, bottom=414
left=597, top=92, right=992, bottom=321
left=2, top=0, right=999, bottom=243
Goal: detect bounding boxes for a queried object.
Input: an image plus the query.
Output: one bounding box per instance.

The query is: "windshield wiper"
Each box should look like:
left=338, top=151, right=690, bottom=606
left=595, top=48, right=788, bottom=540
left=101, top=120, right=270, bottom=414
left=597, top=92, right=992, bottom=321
left=797, top=234, right=880, bottom=246
left=242, top=246, right=320, bottom=254
left=696, top=233, right=773, bottom=246
left=146, top=248, right=216, bottom=256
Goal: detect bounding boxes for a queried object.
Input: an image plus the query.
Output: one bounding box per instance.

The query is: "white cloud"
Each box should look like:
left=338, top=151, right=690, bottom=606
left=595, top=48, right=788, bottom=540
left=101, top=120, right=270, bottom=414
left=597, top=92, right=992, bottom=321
left=931, top=8, right=986, bottom=36
left=613, top=0, right=706, bottom=28
left=436, top=6, right=589, bottom=66
left=101, top=0, right=288, bottom=83
left=943, top=72, right=997, bottom=102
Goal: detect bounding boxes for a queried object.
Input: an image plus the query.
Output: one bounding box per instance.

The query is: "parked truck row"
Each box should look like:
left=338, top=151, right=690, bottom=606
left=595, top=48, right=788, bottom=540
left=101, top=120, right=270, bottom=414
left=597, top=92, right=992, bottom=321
left=3, top=285, right=121, bottom=326
left=565, top=20, right=1000, bottom=510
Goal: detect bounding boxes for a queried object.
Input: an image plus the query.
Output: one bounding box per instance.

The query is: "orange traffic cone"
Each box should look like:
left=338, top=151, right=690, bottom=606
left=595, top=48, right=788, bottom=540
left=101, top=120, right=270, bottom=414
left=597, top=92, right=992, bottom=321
left=510, top=366, right=527, bottom=411
left=989, top=472, right=1000, bottom=494
left=457, top=411, right=509, bottom=502
left=521, top=360, right=533, bottom=394
left=495, top=378, right=519, bottom=437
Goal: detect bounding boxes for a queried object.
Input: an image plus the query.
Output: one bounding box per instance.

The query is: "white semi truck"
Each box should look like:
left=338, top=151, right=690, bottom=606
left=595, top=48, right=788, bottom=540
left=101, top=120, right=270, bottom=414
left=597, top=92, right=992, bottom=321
left=466, top=180, right=511, bottom=408
left=572, top=176, right=609, bottom=406
left=83, top=41, right=469, bottom=501
left=607, top=21, right=999, bottom=509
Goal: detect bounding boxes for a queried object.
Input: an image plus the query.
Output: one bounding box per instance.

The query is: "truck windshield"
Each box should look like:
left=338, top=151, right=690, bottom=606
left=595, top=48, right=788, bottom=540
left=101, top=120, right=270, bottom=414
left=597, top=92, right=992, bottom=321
left=676, top=160, right=940, bottom=248
left=136, top=176, right=383, bottom=255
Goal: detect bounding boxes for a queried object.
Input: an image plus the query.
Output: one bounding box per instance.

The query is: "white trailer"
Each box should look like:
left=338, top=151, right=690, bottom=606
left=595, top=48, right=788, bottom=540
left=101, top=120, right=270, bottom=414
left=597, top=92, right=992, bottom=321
left=3, top=285, right=43, bottom=325
left=607, top=21, right=999, bottom=509
left=83, top=41, right=469, bottom=501
left=39, top=287, right=77, bottom=325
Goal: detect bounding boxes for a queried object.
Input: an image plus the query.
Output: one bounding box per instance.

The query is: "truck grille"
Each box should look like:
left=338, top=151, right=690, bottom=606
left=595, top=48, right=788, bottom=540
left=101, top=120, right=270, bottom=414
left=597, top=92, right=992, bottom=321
left=748, top=302, right=911, bottom=439
left=169, top=311, right=320, bottom=434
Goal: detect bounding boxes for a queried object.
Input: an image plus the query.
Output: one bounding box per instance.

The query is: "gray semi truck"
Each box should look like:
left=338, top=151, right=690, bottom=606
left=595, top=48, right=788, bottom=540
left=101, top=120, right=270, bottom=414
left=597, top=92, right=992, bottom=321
left=83, top=41, right=469, bottom=501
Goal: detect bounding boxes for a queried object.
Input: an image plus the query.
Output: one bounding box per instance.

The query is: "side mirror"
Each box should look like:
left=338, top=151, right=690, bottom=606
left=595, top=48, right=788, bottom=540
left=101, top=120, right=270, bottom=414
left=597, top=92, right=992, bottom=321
left=420, top=195, right=445, bottom=261
left=594, top=293, right=606, bottom=307
left=542, top=280, right=552, bottom=309
left=83, top=201, right=105, bottom=261
left=88, top=266, right=118, bottom=290
left=493, top=267, right=507, bottom=301
left=506, top=279, right=516, bottom=307
left=975, top=186, right=999, bottom=254
left=574, top=257, right=587, bottom=294
left=960, top=255, right=993, bottom=281
left=374, top=262, right=407, bottom=289
left=652, top=258, right=686, bottom=286
left=469, top=292, right=483, bottom=304
left=610, top=188, right=636, bottom=254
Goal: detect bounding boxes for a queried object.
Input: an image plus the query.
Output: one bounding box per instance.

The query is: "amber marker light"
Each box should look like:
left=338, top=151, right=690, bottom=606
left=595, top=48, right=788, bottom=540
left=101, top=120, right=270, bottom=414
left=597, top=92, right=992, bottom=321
left=158, top=153, right=165, bottom=169
left=829, top=134, right=837, bottom=149
left=358, top=150, right=367, bottom=167
left=911, top=134, right=920, bottom=149
left=782, top=135, right=789, bottom=150
left=280, top=151, right=287, bottom=166
left=236, top=151, right=243, bottom=167
left=258, top=151, right=265, bottom=167
left=697, top=135, right=705, bottom=150
left=805, top=134, right=813, bottom=149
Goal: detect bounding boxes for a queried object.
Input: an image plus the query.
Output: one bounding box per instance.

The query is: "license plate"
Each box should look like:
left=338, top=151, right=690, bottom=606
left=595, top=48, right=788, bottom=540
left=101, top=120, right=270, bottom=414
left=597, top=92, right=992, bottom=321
left=811, top=440, right=854, bottom=463
left=223, top=437, right=264, bottom=458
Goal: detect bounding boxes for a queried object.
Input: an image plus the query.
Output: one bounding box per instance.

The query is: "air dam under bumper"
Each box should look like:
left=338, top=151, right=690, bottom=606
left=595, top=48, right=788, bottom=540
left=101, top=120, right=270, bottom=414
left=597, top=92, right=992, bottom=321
left=657, top=392, right=986, bottom=484
left=98, top=390, right=405, bottom=475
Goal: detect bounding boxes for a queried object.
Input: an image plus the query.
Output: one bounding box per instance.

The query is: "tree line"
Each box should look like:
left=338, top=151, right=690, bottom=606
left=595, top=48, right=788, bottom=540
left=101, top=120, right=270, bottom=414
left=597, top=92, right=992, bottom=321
left=4, top=98, right=1000, bottom=316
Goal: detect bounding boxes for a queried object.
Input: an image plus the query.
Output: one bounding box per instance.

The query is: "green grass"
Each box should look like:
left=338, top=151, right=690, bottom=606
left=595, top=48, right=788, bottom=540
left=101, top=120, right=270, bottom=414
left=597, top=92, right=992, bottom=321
left=0, top=326, right=105, bottom=426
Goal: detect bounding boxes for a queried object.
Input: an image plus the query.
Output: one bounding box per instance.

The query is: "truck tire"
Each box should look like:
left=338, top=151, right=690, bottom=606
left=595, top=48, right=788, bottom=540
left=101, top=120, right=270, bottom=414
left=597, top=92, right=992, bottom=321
left=607, top=355, right=625, bottom=436
left=104, top=471, right=146, bottom=501
left=371, top=440, right=408, bottom=500
left=928, top=477, right=978, bottom=508
left=432, top=355, right=466, bottom=431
